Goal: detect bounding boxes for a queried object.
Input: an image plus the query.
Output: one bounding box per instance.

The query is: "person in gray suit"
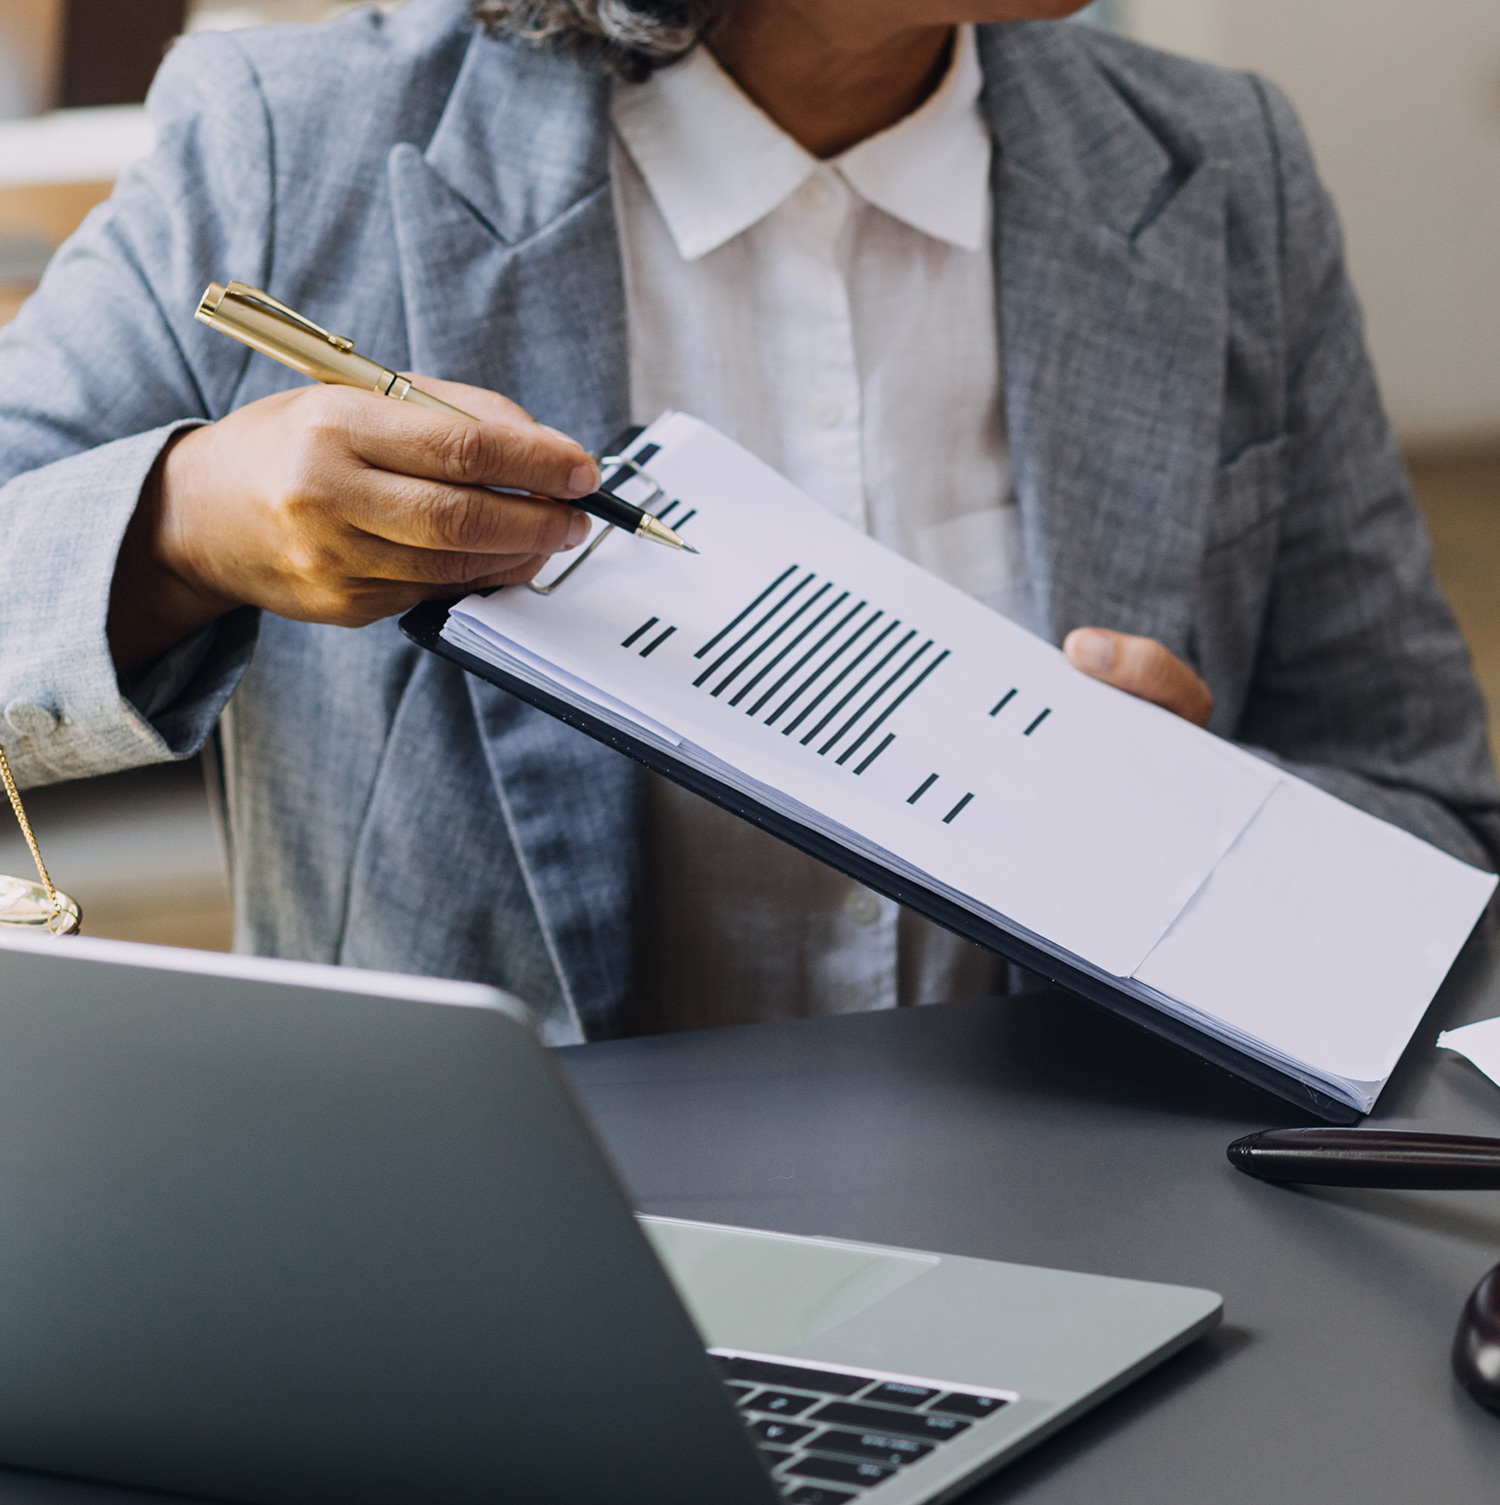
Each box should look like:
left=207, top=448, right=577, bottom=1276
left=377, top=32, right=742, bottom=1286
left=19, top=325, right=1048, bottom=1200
left=0, top=0, right=1495, bottom=1043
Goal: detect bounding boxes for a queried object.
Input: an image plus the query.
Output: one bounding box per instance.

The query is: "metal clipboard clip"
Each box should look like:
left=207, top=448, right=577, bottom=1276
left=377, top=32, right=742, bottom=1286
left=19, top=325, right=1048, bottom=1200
left=527, top=453, right=672, bottom=597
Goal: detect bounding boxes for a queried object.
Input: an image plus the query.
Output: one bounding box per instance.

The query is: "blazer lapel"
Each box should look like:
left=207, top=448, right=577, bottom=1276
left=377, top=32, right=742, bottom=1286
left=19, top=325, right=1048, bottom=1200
left=384, top=31, right=639, bottom=1038
left=980, top=23, right=1229, bottom=656
left=387, top=30, right=630, bottom=447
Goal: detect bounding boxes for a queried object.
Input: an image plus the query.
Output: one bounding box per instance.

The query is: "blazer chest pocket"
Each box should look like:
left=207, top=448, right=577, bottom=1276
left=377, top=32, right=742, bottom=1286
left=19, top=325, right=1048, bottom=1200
left=1204, top=435, right=1289, bottom=551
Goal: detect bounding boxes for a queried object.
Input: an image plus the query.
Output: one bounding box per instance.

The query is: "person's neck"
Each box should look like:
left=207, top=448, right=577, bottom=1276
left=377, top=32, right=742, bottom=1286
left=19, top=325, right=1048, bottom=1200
left=708, top=8, right=956, bottom=159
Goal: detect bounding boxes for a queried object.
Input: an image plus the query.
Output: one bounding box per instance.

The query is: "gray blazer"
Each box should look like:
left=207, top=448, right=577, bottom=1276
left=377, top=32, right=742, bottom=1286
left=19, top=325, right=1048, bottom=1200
left=1, top=0, right=1496, bottom=1043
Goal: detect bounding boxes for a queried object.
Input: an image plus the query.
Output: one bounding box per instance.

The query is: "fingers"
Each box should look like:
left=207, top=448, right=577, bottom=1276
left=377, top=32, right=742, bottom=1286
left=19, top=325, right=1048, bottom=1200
left=1063, top=628, right=1214, bottom=728
left=336, top=527, right=556, bottom=588
left=397, top=377, right=597, bottom=478
left=350, top=470, right=590, bottom=557
left=311, top=383, right=600, bottom=500
left=152, top=381, right=604, bottom=636
left=254, top=547, right=556, bottom=630
left=279, top=383, right=595, bottom=558
left=404, top=375, right=539, bottom=429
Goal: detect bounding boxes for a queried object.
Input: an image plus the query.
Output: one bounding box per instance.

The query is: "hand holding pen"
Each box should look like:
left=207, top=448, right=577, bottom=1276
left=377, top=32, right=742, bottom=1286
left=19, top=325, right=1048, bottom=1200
left=196, top=284, right=693, bottom=553
left=109, top=288, right=668, bottom=675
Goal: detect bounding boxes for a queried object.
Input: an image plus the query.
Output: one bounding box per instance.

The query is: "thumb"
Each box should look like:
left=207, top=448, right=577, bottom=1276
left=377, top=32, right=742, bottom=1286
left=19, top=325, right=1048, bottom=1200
left=1063, top=628, right=1214, bottom=728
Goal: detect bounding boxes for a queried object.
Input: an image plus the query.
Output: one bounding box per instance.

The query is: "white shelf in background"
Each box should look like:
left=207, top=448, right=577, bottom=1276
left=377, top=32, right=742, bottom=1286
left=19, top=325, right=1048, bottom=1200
left=0, top=106, right=155, bottom=188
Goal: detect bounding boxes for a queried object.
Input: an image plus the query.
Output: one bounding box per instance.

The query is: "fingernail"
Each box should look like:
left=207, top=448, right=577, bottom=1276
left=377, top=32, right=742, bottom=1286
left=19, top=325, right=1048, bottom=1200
left=566, top=460, right=599, bottom=497
left=566, top=512, right=590, bottom=547
left=1069, top=629, right=1116, bottom=675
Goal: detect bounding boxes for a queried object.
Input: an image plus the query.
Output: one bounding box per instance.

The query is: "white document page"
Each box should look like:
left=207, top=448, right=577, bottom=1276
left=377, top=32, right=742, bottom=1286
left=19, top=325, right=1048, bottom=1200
left=1437, top=1016, right=1500, bottom=1095
left=1136, top=777, right=1496, bottom=1095
left=449, top=413, right=1276, bottom=979
left=445, top=414, right=1498, bottom=1107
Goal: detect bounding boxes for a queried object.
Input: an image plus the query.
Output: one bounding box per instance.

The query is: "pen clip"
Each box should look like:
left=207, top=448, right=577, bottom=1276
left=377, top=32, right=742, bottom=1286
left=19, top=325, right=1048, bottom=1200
left=219, top=281, right=356, bottom=353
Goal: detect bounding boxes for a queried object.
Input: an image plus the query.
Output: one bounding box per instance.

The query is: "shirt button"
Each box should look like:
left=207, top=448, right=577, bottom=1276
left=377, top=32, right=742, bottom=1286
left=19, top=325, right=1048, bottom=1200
left=798, top=176, right=834, bottom=213
left=844, top=888, right=883, bottom=926
left=3, top=702, right=59, bottom=740
left=806, top=393, right=844, bottom=428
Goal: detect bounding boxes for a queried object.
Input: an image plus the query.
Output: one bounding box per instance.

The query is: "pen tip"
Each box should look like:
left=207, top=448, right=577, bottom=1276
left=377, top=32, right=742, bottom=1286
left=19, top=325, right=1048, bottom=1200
left=682, top=543, right=701, bottom=555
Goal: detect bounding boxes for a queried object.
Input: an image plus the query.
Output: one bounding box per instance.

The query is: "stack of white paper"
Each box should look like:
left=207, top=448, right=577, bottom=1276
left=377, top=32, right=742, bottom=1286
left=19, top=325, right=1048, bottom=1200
left=444, top=413, right=1495, bottom=1113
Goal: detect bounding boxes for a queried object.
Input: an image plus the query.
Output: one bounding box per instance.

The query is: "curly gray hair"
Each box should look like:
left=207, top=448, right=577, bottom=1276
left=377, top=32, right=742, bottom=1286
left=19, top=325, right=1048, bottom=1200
left=472, top=0, right=730, bottom=81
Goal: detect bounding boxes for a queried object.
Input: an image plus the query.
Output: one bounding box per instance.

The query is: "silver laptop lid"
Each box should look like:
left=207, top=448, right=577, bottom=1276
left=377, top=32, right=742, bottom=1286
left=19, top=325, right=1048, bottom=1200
left=0, top=934, right=775, bottom=1505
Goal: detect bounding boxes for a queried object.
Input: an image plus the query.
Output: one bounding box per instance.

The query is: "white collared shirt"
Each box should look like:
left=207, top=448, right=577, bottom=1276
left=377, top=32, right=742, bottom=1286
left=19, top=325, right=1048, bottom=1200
left=612, top=30, right=1020, bottom=1030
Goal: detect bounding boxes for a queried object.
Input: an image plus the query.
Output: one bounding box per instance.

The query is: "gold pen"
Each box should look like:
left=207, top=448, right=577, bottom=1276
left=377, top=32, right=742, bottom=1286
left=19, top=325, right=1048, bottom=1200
left=194, top=281, right=695, bottom=553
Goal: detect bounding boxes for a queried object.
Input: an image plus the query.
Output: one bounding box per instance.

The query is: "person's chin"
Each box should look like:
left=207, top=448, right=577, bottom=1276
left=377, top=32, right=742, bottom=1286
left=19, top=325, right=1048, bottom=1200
left=962, top=0, right=1096, bottom=21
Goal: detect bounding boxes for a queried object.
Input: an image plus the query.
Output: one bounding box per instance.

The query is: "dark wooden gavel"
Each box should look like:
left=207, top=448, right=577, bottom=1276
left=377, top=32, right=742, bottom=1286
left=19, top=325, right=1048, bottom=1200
left=1228, top=1128, right=1500, bottom=1416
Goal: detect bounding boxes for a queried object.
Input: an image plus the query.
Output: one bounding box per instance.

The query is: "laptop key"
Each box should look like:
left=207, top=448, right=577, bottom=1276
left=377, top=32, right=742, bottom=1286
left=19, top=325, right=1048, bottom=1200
left=729, top=1382, right=760, bottom=1404
left=811, top=1428, right=935, bottom=1467
left=717, top=1356, right=871, bottom=1395
left=787, top=1455, right=895, bottom=1487
left=931, top=1391, right=1009, bottom=1418
left=865, top=1381, right=938, bottom=1408
left=810, top=1401, right=971, bottom=1439
left=786, top=1489, right=858, bottom=1505
left=745, top=1388, right=819, bottom=1417
left=751, top=1419, right=815, bottom=1447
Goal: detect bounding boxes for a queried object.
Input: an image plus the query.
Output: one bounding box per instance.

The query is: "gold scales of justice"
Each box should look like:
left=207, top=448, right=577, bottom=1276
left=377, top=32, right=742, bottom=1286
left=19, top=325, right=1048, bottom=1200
left=0, top=745, right=81, bottom=936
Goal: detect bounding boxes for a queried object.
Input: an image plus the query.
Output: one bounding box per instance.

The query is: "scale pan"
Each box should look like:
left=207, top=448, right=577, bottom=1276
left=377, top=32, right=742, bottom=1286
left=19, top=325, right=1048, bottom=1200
left=0, top=874, right=81, bottom=935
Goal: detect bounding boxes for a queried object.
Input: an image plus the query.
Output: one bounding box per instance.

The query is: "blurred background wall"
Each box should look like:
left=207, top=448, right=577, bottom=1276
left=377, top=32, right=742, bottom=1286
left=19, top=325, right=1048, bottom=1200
left=0, top=0, right=1498, bottom=952
left=0, top=0, right=60, bottom=118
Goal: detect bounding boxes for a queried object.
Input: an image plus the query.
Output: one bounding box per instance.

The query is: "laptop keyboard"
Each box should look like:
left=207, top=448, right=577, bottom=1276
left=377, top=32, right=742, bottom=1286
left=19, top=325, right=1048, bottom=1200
left=711, top=1349, right=1015, bottom=1501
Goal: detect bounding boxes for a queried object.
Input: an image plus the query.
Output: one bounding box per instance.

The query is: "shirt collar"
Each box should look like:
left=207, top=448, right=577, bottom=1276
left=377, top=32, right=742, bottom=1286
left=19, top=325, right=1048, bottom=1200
left=610, top=25, right=991, bottom=261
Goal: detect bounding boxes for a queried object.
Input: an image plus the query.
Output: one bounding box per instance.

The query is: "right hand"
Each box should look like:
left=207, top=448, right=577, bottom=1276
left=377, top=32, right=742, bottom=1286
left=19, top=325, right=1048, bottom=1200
left=107, top=377, right=601, bottom=673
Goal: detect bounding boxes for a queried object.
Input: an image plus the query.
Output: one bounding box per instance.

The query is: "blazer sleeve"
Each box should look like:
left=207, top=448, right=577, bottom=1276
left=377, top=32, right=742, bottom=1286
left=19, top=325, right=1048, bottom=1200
left=1230, top=77, right=1500, bottom=872
left=0, top=31, right=272, bottom=788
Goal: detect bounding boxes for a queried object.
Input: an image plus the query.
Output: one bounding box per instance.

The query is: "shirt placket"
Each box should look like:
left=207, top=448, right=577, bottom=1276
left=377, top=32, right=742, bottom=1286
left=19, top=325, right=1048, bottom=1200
left=827, top=881, right=901, bottom=1013
left=766, top=168, right=900, bottom=1009
left=771, top=167, right=868, bottom=533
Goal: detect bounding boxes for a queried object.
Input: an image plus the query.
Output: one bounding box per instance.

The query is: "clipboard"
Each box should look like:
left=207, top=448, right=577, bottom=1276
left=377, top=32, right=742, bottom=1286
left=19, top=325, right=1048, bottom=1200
left=400, top=595, right=1364, bottom=1124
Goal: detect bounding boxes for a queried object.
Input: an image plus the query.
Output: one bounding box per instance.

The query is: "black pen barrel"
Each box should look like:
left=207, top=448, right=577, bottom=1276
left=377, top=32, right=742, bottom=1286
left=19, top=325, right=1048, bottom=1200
left=573, top=489, right=648, bottom=536
left=1227, top=1128, right=1500, bottom=1189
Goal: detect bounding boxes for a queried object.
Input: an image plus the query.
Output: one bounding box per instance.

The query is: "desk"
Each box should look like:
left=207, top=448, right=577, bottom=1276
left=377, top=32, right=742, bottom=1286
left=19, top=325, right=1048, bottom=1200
left=2, top=936, right=1500, bottom=1502
left=561, top=938, right=1500, bottom=1503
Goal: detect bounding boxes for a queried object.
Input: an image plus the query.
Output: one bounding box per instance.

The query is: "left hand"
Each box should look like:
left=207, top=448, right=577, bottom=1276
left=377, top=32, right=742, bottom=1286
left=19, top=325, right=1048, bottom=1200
left=1063, top=628, right=1214, bottom=728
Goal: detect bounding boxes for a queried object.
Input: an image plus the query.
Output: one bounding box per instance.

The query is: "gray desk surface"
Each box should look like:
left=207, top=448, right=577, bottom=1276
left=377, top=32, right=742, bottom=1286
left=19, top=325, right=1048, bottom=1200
left=561, top=936, right=1500, bottom=1505
left=4, top=936, right=1500, bottom=1503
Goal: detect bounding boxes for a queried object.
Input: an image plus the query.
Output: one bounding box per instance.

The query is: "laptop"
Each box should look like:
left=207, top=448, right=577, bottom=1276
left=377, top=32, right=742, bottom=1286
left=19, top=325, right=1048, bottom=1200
left=0, top=932, right=1220, bottom=1505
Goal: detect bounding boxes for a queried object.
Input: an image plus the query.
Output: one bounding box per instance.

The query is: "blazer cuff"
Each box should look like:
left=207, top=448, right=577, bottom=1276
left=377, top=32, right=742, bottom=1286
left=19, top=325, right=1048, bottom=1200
left=0, top=422, right=258, bottom=785
left=120, top=605, right=260, bottom=755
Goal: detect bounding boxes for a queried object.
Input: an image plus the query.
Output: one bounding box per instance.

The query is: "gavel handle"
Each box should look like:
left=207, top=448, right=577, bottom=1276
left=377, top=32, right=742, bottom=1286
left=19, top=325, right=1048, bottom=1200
left=1228, top=1128, right=1500, bottom=1189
